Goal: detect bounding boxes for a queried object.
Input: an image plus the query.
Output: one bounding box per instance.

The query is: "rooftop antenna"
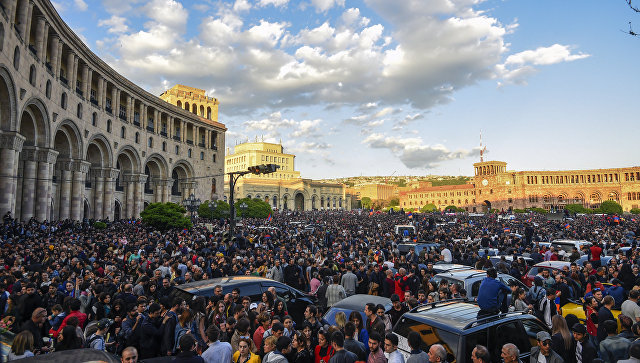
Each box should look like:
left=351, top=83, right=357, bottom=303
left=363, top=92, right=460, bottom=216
left=479, top=130, right=487, bottom=162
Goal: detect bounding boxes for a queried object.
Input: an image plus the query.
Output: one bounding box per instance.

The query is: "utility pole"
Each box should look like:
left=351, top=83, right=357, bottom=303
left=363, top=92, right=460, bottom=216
left=227, top=163, right=280, bottom=239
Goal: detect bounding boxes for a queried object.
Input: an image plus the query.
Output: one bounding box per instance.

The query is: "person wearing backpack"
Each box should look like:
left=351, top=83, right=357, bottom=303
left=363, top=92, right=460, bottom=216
left=173, top=309, right=194, bottom=354
left=375, top=304, right=393, bottom=334
left=162, top=297, right=184, bottom=356
left=86, top=319, right=111, bottom=351
left=527, top=276, right=547, bottom=316
left=536, top=288, right=558, bottom=329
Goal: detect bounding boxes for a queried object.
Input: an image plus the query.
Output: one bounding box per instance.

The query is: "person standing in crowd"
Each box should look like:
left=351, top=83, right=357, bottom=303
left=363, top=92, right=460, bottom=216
left=384, top=333, right=404, bottom=363
left=328, top=331, right=357, bottom=363
left=470, top=345, right=490, bottom=363
left=406, top=331, right=428, bottom=363
left=477, top=268, right=510, bottom=318
left=326, top=275, right=347, bottom=308
left=529, top=331, right=563, bottom=363
left=366, top=332, right=385, bottom=363
left=201, top=325, right=232, bottom=363
left=599, top=320, right=631, bottom=363
left=571, top=323, right=597, bottom=363
left=427, top=344, right=447, bottom=363
left=500, top=344, right=521, bottom=363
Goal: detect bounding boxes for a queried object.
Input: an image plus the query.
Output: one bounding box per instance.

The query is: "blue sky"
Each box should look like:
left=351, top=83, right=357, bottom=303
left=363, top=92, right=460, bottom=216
left=54, top=0, right=640, bottom=179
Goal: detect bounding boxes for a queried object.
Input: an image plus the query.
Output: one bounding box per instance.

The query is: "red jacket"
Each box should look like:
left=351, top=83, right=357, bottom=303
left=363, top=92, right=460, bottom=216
left=53, top=310, right=87, bottom=338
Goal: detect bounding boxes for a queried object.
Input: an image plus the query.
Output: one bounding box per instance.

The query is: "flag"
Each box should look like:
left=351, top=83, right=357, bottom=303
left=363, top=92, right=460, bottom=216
left=407, top=212, right=413, bottom=219
left=504, top=227, right=510, bottom=233
left=266, top=214, right=272, bottom=222
left=564, top=223, right=570, bottom=229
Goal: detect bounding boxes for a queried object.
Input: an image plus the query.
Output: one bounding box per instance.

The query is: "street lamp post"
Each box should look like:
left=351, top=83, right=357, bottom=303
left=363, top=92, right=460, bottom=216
left=182, top=193, right=201, bottom=222
left=240, top=201, right=248, bottom=218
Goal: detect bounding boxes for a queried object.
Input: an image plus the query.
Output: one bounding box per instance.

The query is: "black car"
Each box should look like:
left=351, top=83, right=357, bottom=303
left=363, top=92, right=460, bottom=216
left=322, top=294, right=392, bottom=326
left=393, top=301, right=550, bottom=363
left=171, top=276, right=317, bottom=324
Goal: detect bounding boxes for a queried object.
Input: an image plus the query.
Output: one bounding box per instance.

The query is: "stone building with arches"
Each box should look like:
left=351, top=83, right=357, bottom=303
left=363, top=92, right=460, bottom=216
left=0, top=0, right=226, bottom=221
left=223, top=141, right=352, bottom=211
left=399, top=160, right=640, bottom=213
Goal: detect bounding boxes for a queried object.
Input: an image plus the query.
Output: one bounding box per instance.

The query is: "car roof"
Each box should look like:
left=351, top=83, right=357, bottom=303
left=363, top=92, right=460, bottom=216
left=176, top=276, right=272, bottom=294
left=533, top=261, right=571, bottom=268
left=331, top=295, right=391, bottom=310
left=434, top=269, right=487, bottom=279
left=404, top=301, right=532, bottom=331
left=551, top=240, right=592, bottom=245
left=432, top=263, right=473, bottom=271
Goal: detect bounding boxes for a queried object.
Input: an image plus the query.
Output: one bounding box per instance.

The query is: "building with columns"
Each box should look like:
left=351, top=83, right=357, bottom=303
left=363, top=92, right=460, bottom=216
left=224, top=141, right=352, bottom=211
left=0, top=0, right=226, bottom=221
left=399, top=160, right=640, bottom=213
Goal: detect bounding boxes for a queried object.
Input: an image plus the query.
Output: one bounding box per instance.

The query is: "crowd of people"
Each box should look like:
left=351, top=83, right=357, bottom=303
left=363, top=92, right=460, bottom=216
left=0, top=209, right=640, bottom=363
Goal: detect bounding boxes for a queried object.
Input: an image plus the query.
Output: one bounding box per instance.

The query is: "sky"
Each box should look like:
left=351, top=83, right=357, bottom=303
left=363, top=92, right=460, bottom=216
left=53, top=0, right=640, bottom=179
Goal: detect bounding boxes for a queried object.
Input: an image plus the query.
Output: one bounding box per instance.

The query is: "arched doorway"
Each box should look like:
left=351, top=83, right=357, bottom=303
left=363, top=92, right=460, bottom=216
left=283, top=195, right=288, bottom=210
left=83, top=199, right=90, bottom=220
left=483, top=200, right=491, bottom=213
left=295, top=193, right=304, bottom=211
left=114, top=200, right=121, bottom=220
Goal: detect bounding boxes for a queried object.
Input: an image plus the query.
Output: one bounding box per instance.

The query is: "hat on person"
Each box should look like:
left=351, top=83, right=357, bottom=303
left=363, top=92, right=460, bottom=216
left=536, top=331, right=551, bottom=341
left=571, top=323, right=587, bottom=334
left=97, top=319, right=112, bottom=330
left=249, top=302, right=258, bottom=310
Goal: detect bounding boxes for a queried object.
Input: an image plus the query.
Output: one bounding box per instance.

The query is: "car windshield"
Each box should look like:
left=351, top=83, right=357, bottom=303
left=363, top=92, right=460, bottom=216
left=394, top=317, right=459, bottom=362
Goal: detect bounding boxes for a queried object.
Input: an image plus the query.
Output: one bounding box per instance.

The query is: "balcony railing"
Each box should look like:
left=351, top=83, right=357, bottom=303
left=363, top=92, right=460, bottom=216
left=186, top=140, right=193, bottom=145
left=28, top=44, right=37, bottom=56
left=105, top=106, right=112, bottom=114
left=90, top=98, right=98, bottom=106
left=160, top=131, right=167, bottom=137
left=173, top=135, right=181, bottom=141
left=198, top=142, right=205, bottom=148
left=133, top=120, right=140, bottom=127
left=45, top=62, right=52, bottom=71
left=76, top=88, right=83, bottom=97
left=144, top=188, right=154, bottom=195
left=115, top=185, right=124, bottom=192
left=60, top=76, right=68, bottom=85
left=119, top=114, right=127, bottom=121
left=146, top=126, right=154, bottom=132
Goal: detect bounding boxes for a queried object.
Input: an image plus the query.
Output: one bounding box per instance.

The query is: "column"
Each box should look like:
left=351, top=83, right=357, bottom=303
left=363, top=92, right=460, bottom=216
left=70, top=160, right=89, bottom=221
left=41, top=23, right=49, bottom=63
left=164, top=181, right=173, bottom=203
left=153, top=180, right=162, bottom=203
left=0, top=133, right=25, bottom=216
left=92, top=169, right=104, bottom=220
left=134, top=174, right=146, bottom=217
left=97, top=75, right=104, bottom=108
left=8, top=0, right=17, bottom=24
left=115, top=89, right=121, bottom=119
left=124, top=174, right=134, bottom=218
left=20, top=147, right=37, bottom=221
left=72, top=56, right=79, bottom=90
left=34, top=15, right=45, bottom=57
left=153, top=110, right=159, bottom=132
left=168, top=116, right=173, bottom=138
left=140, top=104, right=147, bottom=129
left=110, top=86, right=117, bottom=114
left=57, top=162, right=72, bottom=220
left=155, top=112, right=161, bottom=135
left=34, top=148, right=58, bottom=221
left=24, top=1, right=34, bottom=42
left=102, top=168, right=118, bottom=220
left=181, top=121, right=187, bottom=142
left=81, top=64, right=89, bottom=97
left=101, top=79, right=108, bottom=109
left=56, top=40, right=63, bottom=78
left=85, top=67, right=93, bottom=100
left=66, top=51, right=74, bottom=84
left=49, top=35, right=59, bottom=73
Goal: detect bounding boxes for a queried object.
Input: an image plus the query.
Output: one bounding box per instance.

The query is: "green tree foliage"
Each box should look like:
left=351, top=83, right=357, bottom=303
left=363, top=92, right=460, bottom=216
left=93, top=221, right=107, bottom=229
left=430, top=177, right=471, bottom=187
left=389, top=198, right=400, bottom=207
left=525, top=207, right=548, bottom=214
left=140, top=202, right=192, bottom=231
left=444, top=205, right=459, bottom=212
left=198, top=200, right=231, bottom=219
left=565, top=204, right=592, bottom=214
left=596, top=200, right=623, bottom=215
left=630, top=208, right=640, bottom=215
left=513, top=209, right=526, bottom=213
left=420, top=203, right=437, bottom=212
left=234, top=198, right=272, bottom=218
left=361, top=197, right=372, bottom=209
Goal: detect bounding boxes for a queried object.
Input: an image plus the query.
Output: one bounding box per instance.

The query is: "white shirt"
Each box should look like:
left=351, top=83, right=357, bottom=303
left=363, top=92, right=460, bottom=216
left=386, top=349, right=405, bottom=363
left=441, top=248, right=452, bottom=263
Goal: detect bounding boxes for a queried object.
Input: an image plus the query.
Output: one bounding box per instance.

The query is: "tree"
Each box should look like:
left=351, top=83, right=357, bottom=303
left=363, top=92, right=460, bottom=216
left=420, top=203, right=437, bottom=213
left=525, top=207, right=548, bottom=214
left=630, top=208, right=640, bottom=215
left=234, top=198, right=272, bottom=218
left=361, top=197, right=372, bottom=209
left=565, top=203, right=592, bottom=214
left=444, top=205, right=459, bottom=212
left=389, top=198, right=400, bottom=207
left=597, top=200, right=623, bottom=215
left=140, top=202, right=192, bottom=231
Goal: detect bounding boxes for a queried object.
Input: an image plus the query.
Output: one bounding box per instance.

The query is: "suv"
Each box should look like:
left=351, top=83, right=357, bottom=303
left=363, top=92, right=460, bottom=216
left=393, top=301, right=551, bottom=362
left=550, top=239, right=592, bottom=260
left=431, top=269, right=528, bottom=301
left=170, top=276, right=316, bottom=324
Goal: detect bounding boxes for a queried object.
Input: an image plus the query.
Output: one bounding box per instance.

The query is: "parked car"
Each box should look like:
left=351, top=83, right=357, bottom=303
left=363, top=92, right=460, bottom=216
left=522, top=261, right=571, bottom=287
left=488, top=255, right=534, bottom=269
left=431, top=269, right=528, bottom=302
left=322, top=295, right=392, bottom=326
left=171, top=276, right=316, bottom=324
left=393, top=301, right=551, bottom=362
left=397, top=242, right=440, bottom=256
left=430, top=263, right=474, bottom=274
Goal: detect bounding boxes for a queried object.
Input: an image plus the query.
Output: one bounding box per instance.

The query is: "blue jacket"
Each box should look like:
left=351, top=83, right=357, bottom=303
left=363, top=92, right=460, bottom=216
left=606, top=285, right=626, bottom=308
left=477, top=277, right=511, bottom=311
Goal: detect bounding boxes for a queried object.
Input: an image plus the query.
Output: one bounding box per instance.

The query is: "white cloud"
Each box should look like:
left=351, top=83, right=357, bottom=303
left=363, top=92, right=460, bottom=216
left=257, top=0, right=289, bottom=8
left=505, top=44, right=589, bottom=66
left=291, top=119, right=322, bottom=137
left=311, top=0, right=345, bottom=13
left=74, top=0, right=88, bottom=11
left=363, top=133, right=479, bottom=169
left=98, top=16, right=129, bottom=34
left=233, top=0, right=251, bottom=12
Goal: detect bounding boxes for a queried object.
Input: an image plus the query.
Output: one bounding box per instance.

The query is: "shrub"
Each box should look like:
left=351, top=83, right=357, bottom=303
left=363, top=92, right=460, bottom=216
left=596, top=200, right=623, bottom=215
left=420, top=204, right=437, bottom=213
left=630, top=208, right=640, bottom=215
left=93, top=221, right=107, bottom=229
left=140, top=202, right=192, bottom=231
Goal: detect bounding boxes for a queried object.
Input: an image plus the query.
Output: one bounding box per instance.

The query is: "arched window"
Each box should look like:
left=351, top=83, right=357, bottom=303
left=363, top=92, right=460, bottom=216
left=148, top=137, right=153, bottom=148
left=135, top=132, right=139, bottom=143
left=121, top=126, right=126, bottom=138
left=77, top=103, right=82, bottom=118
left=212, top=154, right=216, bottom=163
left=162, top=141, right=166, bottom=151
left=107, top=119, right=112, bottom=133
left=176, top=100, right=182, bottom=108
left=188, top=149, right=192, bottom=158
left=175, top=145, right=179, bottom=155
left=61, top=92, right=67, bottom=109
left=92, top=112, right=97, bottom=126
left=29, top=65, right=36, bottom=86
left=0, top=23, right=4, bottom=52
left=13, top=46, right=19, bottom=70
left=200, top=151, right=204, bottom=160
left=207, top=107, right=211, bottom=120
left=45, top=80, right=51, bottom=99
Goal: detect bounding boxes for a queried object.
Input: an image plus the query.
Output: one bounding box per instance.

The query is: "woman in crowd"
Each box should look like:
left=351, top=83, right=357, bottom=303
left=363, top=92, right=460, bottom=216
left=551, top=315, right=573, bottom=363
left=55, top=326, right=83, bottom=352
left=313, top=329, right=334, bottom=363
left=291, top=331, right=312, bottom=363
left=8, top=331, right=34, bottom=361
left=348, top=311, right=368, bottom=347
left=233, top=337, right=260, bottom=363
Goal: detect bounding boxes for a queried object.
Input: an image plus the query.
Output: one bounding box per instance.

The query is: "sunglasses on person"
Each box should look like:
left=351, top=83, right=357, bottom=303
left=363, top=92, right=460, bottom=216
left=539, top=340, right=550, bottom=346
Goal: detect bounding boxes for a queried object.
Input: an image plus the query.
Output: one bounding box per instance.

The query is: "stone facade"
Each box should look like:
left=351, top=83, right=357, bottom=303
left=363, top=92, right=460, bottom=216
left=224, top=141, right=351, bottom=211
left=400, top=160, right=640, bottom=213
left=0, top=0, right=226, bottom=221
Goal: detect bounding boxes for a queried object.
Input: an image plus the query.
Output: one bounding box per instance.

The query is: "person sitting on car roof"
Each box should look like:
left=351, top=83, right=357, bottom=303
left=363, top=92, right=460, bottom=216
left=476, top=268, right=511, bottom=319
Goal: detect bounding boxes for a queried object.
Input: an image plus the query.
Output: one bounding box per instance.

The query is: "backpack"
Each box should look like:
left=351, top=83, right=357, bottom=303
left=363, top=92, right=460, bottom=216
left=173, top=324, right=189, bottom=353
left=85, top=334, right=104, bottom=349
left=381, top=313, right=393, bottom=334
left=528, top=286, right=546, bottom=320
